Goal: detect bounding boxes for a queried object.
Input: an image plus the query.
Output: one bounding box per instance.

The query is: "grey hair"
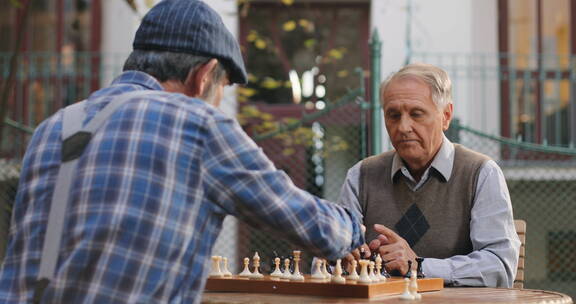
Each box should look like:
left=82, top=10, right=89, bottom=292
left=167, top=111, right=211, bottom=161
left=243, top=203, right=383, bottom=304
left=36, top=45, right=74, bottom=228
left=123, top=50, right=227, bottom=84
left=380, top=63, right=453, bottom=109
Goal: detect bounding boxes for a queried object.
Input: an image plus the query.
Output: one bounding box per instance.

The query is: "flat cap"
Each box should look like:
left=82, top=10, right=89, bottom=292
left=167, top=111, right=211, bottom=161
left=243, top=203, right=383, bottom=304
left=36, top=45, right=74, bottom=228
left=133, top=0, right=247, bottom=84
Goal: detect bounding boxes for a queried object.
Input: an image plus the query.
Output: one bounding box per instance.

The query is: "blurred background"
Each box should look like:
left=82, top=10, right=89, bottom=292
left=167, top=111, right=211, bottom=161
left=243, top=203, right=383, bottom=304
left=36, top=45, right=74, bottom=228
left=0, top=0, right=575, bottom=298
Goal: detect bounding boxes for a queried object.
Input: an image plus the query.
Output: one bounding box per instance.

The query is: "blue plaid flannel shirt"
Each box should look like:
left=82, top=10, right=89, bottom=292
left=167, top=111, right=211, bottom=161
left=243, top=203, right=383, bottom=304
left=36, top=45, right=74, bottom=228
left=0, top=71, right=364, bottom=303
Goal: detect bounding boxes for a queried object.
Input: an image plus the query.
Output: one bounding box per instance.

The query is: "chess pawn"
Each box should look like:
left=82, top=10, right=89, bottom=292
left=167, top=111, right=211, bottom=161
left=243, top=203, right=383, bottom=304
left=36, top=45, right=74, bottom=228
left=416, top=257, right=425, bottom=278
left=331, top=259, right=346, bottom=284
left=321, top=259, right=332, bottom=279
left=399, top=278, right=415, bottom=300
left=238, top=257, right=252, bottom=277
left=270, top=257, right=283, bottom=277
left=369, top=261, right=378, bottom=282
left=404, top=260, right=413, bottom=279
left=251, top=252, right=264, bottom=278
left=281, top=258, right=292, bottom=279
left=222, top=257, right=233, bottom=277
left=311, top=258, right=325, bottom=280
left=358, top=260, right=372, bottom=283
left=410, top=268, right=422, bottom=300
left=209, top=256, right=224, bottom=277
left=347, top=259, right=360, bottom=281
left=290, top=250, right=304, bottom=281
left=375, top=254, right=386, bottom=281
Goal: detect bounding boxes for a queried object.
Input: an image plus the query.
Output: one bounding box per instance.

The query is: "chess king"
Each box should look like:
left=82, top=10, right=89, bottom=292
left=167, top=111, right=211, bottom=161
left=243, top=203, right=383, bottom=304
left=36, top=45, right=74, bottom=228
left=339, top=63, right=521, bottom=287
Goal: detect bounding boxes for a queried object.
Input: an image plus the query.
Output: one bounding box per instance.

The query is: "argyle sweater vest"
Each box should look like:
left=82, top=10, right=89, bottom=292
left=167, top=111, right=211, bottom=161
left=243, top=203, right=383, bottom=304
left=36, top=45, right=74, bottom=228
left=359, top=144, right=489, bottom=258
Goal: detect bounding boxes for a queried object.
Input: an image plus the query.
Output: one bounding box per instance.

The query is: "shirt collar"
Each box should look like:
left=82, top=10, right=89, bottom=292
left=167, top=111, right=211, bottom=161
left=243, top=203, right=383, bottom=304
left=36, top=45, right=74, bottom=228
left=391, top=135, right=454, bottom=182
left=110, top=71, right=165, bottom=91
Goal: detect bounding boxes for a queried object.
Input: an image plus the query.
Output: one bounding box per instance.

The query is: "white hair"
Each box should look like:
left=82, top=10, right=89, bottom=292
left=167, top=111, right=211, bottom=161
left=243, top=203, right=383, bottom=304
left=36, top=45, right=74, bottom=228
left=380, top=63, right=453, bottom=109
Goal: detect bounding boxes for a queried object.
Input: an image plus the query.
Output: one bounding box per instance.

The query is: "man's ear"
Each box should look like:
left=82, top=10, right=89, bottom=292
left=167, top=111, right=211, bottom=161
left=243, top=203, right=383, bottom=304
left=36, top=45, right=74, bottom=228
left=442, top=103, right=453, bottom=131
left=184, top=59, right=218, bottom=98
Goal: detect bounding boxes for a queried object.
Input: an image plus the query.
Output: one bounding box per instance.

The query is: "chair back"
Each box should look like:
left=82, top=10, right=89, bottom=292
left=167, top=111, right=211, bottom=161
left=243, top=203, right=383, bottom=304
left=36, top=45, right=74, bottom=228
left=514, top=219, right=526, bottom=288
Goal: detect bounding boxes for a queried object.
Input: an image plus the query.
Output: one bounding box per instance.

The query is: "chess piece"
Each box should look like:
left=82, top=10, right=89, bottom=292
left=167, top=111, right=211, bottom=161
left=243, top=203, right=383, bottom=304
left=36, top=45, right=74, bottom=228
left=311, top=258, right=325, bottom=280
left=222, top=257, right=233, bottom=277
left=281, top=258, right=292, bottom=279
left=416, top=257, right=425, bottom=278
left=238, top=257, right=252, bottom=277
left=347, top=259, right=360, bottom=281
left=369, top=261, right=378, bottom=282
left=410, top=268, right=422, bottom=300
left=321, top=259, right=332, bottom=279
left=290, top=250, right=304, bottom=281
left=331, top=259, right=346, bottom=284
left=360, top=247, right=367, bottom=259
left=399, top=277, right=415, bottom=300
left=358, top=260, right=372, bottom=283
left=209, top=256, right=223, bottom=277
left=375, top=254, right=386, bottom=281
left=251, top=252, right=264, bottom=278
left=270, top=257, right=283, bottom=277
left=404, top=260, right=413, bottom=279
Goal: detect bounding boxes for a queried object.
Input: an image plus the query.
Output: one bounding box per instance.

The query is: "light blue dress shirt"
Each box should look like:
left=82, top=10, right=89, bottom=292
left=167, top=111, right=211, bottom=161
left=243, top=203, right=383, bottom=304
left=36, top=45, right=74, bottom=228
left=338, top=136, right=521, bottom=287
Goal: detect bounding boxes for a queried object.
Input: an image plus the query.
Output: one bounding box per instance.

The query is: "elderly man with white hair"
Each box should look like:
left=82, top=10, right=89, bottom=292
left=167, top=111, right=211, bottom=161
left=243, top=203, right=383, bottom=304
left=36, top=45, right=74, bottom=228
left=340, top=63, right=520, bottom=288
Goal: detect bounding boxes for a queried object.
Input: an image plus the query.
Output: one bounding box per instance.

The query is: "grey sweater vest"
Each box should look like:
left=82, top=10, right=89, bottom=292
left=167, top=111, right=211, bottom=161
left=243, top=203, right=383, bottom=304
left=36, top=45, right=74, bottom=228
left=359, top=144, right=489, bottom=258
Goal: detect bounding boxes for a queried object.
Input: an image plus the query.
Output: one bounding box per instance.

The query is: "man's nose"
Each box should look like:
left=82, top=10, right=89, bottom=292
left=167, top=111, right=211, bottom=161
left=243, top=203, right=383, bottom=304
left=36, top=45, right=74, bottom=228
left=398, top=115, right=413, bottom=133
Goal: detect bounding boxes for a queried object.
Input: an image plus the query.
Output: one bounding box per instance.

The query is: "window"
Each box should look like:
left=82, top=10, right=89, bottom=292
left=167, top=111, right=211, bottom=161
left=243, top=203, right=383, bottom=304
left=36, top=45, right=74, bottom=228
left=499, top=0, right=575, bottom=147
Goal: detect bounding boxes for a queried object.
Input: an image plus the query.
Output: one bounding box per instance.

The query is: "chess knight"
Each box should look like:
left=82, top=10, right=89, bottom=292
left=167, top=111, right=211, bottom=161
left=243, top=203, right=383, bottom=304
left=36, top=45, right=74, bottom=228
left=338, top=63, right=521, bottom=288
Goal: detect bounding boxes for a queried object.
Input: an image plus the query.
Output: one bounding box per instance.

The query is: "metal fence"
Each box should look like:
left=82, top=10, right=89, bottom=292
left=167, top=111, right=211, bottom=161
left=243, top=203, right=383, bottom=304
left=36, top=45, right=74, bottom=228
left=447, top=120, right=576, bottom=297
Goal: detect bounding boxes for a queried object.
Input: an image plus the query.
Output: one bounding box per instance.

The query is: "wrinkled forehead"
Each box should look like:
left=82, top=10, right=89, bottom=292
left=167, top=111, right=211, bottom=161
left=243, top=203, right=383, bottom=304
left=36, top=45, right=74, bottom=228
left=382, top=77, right=432, bottom=103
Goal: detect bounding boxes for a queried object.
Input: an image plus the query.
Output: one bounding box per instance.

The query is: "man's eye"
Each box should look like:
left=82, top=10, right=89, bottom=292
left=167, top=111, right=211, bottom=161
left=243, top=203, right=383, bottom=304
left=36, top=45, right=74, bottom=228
left=411, top=111, right=424, bottom=118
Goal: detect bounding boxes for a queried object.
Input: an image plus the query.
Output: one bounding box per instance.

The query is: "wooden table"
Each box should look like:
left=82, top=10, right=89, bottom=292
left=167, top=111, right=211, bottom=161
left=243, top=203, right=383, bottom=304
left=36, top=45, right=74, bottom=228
left=202, top=287, right=573, bottom=304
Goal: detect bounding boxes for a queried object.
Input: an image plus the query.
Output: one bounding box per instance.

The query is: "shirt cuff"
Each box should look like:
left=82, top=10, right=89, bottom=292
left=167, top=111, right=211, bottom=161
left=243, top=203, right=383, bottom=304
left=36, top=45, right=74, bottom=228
left=422, top=258, right=453, bottom=285
left=343, top=206, right=365, bottom=251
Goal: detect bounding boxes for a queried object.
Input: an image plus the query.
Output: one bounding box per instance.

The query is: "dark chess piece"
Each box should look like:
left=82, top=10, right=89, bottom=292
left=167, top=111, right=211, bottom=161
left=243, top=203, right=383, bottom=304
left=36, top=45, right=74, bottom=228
left=380, top=263, right=391, bottom=278
left=416, top=257, right=425, bottom=278
left=360, top=247, right=368, bottom=259
left=404, top=260, right=413, bottom=278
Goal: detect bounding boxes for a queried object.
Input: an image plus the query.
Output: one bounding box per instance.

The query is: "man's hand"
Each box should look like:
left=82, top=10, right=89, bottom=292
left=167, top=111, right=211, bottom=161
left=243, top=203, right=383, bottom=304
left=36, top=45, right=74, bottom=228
left=373, top=224, right=417, bottom=275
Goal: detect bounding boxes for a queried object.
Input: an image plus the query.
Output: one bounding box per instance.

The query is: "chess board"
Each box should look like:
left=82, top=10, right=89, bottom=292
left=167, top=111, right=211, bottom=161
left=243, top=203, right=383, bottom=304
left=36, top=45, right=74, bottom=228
left=205, top=275, right=443, bottom=298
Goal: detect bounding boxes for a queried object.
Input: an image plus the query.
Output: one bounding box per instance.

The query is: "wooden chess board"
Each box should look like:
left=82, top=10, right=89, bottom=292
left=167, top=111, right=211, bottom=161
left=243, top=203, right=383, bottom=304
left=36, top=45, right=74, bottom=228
left=205, top=275, right=443, bottom=298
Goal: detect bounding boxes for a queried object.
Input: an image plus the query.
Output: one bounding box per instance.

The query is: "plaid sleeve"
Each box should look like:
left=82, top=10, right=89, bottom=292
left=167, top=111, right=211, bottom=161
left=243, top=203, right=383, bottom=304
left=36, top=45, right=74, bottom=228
left=201, top=112, right=364, bottom=260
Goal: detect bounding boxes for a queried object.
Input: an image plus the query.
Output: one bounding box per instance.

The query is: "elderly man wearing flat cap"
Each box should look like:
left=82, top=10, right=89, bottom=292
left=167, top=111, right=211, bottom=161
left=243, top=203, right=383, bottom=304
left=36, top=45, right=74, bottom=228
left=0, top=1, right=364, bottom=303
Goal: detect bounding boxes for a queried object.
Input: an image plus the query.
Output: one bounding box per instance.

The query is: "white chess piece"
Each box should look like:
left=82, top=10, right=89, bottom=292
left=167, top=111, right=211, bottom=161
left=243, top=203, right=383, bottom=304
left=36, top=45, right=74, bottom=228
left=331, top=259, right=346, bottom=284
left=400, top=277, right=415, bottom=300
left=369, top=261, right=378, bottom=282
left=209, top=256, right=223, bottom=277
left=410, top=268, right=421, bottom=300
left=251, top=252, right=264, bottom=278
left=290, top=250, right=304, bottom=281
left=358, top=260, right=372, bottom=283
left=375, top=254, right=386, bottom=281
left=222, top=257, right=232, bottom=277
left=347, top=259, right=359, bottom=281
left=270, top=257, right=283, bottom=277
left=238, top=257, right=252, bottom=277
left=311, top=258, right=325, bottom=280
left=321, top=259, right=332, bottom=279
left=281, top=258, right=292, bottom=279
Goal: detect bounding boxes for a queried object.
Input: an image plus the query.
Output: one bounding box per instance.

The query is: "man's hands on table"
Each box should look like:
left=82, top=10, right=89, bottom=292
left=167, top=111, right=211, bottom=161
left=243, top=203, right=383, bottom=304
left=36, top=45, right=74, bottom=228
left=345, top=224, right=418, bottom=275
